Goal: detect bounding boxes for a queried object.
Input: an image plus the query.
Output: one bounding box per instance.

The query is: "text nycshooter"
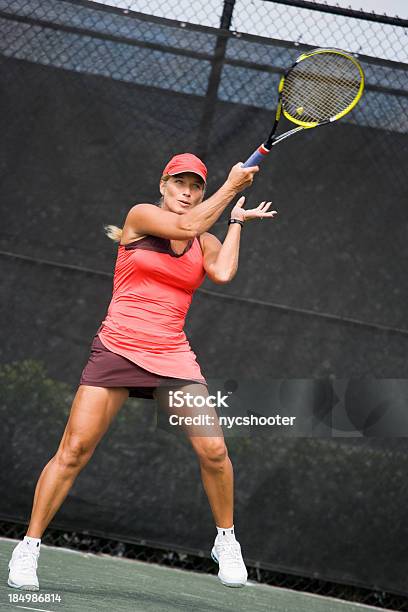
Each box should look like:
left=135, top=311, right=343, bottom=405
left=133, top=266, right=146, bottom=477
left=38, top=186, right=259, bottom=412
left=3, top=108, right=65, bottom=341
left=219, top=415, right=296, bottom=428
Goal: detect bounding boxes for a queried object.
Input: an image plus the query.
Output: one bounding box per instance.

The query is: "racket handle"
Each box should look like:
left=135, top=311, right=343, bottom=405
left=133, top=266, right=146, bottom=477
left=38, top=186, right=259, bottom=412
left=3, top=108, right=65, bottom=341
left=243, top=144, right=271, bottom=168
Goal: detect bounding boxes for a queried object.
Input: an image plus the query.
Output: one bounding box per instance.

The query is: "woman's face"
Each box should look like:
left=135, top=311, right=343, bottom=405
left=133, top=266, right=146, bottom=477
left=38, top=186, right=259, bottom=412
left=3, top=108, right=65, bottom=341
left=160, top=172, right=205, bottom=215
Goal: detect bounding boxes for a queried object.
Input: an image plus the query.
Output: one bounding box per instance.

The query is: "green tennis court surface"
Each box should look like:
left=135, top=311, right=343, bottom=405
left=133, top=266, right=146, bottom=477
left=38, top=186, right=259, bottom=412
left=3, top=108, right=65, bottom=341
left=0, top=538, right=392, bottom=612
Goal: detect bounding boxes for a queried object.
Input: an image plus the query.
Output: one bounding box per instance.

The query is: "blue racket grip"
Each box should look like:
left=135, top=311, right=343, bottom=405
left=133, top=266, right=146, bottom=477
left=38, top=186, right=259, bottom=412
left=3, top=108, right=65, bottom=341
left=243, top=144, right=271, bottom=168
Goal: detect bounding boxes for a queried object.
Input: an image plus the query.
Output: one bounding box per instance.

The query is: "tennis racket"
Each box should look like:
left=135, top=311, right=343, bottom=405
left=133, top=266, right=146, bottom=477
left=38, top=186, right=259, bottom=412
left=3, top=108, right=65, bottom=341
left=243, top=47, right=365, bottom=167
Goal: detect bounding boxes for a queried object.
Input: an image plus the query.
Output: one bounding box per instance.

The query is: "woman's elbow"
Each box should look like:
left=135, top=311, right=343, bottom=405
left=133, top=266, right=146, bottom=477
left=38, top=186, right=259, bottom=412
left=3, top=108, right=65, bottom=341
left=210, top=271, right=236, bottom=284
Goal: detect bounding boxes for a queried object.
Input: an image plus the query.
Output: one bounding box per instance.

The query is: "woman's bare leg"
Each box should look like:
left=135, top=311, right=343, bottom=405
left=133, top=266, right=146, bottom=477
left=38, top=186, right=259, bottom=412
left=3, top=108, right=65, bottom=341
left=26, top=385, right=129, bottom=538
left=194, top=437, right=234, bottom=528
left=154, top=383, right=233, bottom=528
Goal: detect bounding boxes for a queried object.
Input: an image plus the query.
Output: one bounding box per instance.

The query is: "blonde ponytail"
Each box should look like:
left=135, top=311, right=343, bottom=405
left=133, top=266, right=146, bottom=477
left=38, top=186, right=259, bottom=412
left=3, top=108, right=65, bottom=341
left=104, top=224, right=123, bottom=243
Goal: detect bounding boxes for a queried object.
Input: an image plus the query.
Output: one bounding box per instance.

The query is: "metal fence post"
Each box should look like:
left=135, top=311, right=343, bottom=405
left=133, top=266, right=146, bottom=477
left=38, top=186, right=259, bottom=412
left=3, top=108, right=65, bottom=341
left=196, top=0, right=236, bottom=161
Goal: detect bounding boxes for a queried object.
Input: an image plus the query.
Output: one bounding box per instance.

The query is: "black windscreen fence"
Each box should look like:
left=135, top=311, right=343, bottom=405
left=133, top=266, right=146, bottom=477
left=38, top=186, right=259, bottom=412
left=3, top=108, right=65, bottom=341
left=1, top=0, right=408, bottom=602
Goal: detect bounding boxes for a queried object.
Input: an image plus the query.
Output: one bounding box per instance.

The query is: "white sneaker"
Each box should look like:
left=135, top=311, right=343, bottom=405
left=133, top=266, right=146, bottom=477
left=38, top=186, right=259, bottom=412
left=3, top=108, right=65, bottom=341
left=211, top=535, right=248, bottom=587
left=8, top=540, right=40, bottom=590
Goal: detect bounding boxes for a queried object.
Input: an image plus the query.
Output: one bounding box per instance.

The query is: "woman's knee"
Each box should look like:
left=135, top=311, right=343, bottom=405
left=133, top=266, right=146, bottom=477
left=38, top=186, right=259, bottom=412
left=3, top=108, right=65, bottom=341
left=195, top=438, right=228, bottom=468
left=56, top=434, right=95, bottom=471
left=55, top=385, right=127, bottom=471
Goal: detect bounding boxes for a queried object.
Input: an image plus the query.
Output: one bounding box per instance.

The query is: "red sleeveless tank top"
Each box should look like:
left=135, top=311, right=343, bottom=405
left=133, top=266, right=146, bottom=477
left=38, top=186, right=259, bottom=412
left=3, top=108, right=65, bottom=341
left=97, top=235, right=206, bottom=380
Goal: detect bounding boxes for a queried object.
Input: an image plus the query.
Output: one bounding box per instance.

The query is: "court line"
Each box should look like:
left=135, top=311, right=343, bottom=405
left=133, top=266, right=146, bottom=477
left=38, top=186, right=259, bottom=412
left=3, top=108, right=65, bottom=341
left=15, top=606, right=56, bottom=612
left=2, top=537, right=398, bottom=610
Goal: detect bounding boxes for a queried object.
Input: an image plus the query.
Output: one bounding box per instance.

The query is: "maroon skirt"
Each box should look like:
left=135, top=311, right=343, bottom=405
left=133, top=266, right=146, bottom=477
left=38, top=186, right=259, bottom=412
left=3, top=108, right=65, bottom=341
left=80, top=334, right=207, bottom=400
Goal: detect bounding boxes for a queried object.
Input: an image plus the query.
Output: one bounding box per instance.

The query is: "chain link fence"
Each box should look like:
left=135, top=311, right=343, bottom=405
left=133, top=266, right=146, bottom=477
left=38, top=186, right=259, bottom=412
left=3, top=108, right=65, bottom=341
left=0, top=0, right=406, bottom=194
left=1, top=1, right=407, bottom=128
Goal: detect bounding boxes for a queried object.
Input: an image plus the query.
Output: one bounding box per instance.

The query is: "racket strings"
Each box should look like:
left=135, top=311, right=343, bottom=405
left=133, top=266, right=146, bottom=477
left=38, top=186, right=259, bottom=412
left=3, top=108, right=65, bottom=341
left=285, top=71, right=359, bottom=122
left=282, top=53, right=362, bottom=125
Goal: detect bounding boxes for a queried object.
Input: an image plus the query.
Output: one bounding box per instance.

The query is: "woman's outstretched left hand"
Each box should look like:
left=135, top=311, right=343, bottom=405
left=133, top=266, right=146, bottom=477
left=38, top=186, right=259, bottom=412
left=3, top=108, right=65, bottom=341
left=230, top=196, right=277, bottom=223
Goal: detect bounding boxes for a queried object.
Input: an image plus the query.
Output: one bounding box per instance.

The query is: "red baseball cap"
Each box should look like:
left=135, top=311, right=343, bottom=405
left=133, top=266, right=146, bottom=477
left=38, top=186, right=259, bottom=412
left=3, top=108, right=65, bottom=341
left=162, top=153, right=207, bottom=183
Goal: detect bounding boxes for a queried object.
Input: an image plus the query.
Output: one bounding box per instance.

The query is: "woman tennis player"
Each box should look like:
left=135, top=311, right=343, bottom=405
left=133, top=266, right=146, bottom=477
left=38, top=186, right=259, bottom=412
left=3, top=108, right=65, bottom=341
left=8, top=153, right=276, bottom=590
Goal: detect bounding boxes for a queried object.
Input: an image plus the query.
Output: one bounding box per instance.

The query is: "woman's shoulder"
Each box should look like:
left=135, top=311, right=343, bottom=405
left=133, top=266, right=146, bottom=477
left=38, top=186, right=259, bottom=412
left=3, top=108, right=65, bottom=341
left=120, top=203, right=161, bottom=244
left=120, top=221, right=147, bottom=246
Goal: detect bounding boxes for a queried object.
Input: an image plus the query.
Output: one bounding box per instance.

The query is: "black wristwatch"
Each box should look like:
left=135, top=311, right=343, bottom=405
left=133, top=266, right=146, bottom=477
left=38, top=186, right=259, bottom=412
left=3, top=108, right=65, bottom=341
left=228, top=219, right=244, bottom=228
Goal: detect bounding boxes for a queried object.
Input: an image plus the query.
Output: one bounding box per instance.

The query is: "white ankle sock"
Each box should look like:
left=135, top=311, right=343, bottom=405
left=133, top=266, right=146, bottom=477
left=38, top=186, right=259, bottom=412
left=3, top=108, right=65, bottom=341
left=23, top=536, right=41, bottom=551
left=216, top=524, right=235, bottom=540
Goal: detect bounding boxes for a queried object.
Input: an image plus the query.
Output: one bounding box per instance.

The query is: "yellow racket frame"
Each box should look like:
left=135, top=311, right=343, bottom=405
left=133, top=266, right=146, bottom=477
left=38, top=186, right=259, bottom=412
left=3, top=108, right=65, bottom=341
left=281, top=48, right=365, bottom=128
